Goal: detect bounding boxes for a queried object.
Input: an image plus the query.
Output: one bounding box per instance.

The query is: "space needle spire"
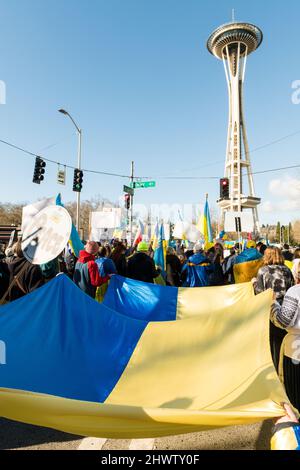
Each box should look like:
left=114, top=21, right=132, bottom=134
left=207, top=21, right=263, bottom=233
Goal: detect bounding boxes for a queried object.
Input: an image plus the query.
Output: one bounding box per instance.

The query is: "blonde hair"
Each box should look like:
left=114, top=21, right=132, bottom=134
left=13, top=240, right=24, bottom=258
left=263, top=247, right=285, bottom=266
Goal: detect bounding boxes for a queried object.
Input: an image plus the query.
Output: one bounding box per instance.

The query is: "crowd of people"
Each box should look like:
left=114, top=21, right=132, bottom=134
left=1, top=236, right=300, bottom=446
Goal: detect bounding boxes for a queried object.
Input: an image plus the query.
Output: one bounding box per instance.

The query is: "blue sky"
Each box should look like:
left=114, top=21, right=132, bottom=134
left=0, top=0, right=300, bottom=225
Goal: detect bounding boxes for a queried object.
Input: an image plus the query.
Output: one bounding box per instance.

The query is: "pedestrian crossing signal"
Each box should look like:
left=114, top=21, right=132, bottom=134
left=73, top=169, right=83, bottom=193
left=33, top=157, right=46, bottom=184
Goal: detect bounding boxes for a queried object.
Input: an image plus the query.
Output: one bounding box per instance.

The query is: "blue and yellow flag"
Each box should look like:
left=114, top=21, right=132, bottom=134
left=198, top=195, right=213, bottom=246
left=153, top=223, right=167, bottom=273
left=0, top=275, right=288, bottom=438
left=56, top=194, right=84, bottom=257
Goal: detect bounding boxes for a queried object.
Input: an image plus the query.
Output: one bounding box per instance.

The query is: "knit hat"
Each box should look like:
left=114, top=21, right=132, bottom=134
left=246, top=240, right=256, bottom=249
left=85, top=241, right=99, bottom=256
left=137, top=241, right=149, bottom=252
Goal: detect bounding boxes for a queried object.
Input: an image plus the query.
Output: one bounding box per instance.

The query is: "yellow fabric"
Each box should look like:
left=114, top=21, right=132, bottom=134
left=246, top=240, right=256, bottom=249
left=0, top=289, right=288, bottom=439
left=234, top=258, right=264, bottom=284
left=285, top=260, right=293, bottom=271
left=271, top=427, right=299, bottom=451
left=154, top=274, right=166, bottom=286
left=177, top=282, right=255, bottom=320
left=106, top=290, right=287, bottom=430
left=95, top=282, right=109, bottom=303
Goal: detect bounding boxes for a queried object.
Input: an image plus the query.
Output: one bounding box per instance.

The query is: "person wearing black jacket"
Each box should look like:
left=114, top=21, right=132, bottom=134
left=1, top=241, right=44, bottom=302
left=127, top=242, right=160, bottom=284
left=166, top=247, right=182, bottom=287
left=110, top=242, right=127, bottom=277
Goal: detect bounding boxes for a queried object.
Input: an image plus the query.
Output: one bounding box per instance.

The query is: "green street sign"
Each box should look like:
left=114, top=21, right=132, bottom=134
left=130, top=181, right=156, bottom=189
left=123, top=185, right=134, bottom=196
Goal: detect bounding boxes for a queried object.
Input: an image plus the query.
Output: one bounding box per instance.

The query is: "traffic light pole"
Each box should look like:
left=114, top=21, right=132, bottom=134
left=76, top=129, right=82, bottom=232
left=129, top=161, right=134, bottom=246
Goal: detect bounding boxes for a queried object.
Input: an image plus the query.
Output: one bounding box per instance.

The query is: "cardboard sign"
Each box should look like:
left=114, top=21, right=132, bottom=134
left=22, top=206, right=72, bottom=265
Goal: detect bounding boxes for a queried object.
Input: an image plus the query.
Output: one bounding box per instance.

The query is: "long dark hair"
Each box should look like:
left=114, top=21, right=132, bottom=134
left=111, top=242, right=126, bottom=263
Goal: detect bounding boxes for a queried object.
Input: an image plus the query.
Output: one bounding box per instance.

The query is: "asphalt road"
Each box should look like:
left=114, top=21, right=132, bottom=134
left=0, top=418, right=273, bottom=450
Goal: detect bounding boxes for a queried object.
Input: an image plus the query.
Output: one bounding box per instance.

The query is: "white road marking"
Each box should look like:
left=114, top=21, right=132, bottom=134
left=77, top=437, right=107, bottom=451
left=129, top=438, right=155, bottom=450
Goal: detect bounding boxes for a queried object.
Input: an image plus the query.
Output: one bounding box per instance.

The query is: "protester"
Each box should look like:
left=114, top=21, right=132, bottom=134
left=292, top=248, right=300, bottom=283
left=0, top=241, right=44, bottom=303
left=110, top=241, right=127, bottom=277
left=0, top=244, right=6, bottom=260
left=181, top=243, right=213, bottom=288
left=0, top=259, right=9, bottom=298
left=222, top=248, right=237, bottom=284
left=40, top=258, right=60, bottom=282
left=271, top=403, right=300, bottom=450
left=270, top=264, right=300, bottom=412
left=96, top=246, right=117, bottom=277
left=282, top=244, right=294, bottom=262
left=208, top=248, right=225, bottom=286
left=257, top=242, right=267, bottom=256
left=64, top=250, right=78, bottom=280
left=73, top=241, right=109, bottom=298
left=127, top=241, right=161, bottom=284
left=166, top=247, right=182, bottom=287
left=253, top=246, right=294, bottom=371
left=233, top=241, right=263, bottom=284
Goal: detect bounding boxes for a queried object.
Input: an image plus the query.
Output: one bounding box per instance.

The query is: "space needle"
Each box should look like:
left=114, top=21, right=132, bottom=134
left=207, top=19, right=263, bottom=233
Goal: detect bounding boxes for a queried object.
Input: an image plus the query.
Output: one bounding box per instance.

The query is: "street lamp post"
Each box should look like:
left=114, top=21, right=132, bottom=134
left=59, top=109, right=82, bottom=231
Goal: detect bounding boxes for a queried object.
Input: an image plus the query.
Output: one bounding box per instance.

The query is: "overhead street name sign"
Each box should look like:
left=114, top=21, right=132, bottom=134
left=130, top=181, right=156, bottom=189
left=123, top=185, right=134, bottom=196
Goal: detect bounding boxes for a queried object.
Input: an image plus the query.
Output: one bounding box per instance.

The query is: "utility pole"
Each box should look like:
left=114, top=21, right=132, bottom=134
left=130, top=161, right=134, bottom=246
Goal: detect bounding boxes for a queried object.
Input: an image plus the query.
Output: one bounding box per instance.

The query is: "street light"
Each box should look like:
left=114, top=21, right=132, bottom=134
left=58, top=109, right=82, bottom=231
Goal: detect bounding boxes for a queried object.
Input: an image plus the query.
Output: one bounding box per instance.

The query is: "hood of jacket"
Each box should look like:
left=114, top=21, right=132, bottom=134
left=78, top=250, right=95, bottom=264
left=188, top=253, right=209, bottom=265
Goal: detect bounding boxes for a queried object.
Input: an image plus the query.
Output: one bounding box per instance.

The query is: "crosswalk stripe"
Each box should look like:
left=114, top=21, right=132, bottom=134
left=129, top=438, right=155, bottom=450
left=77, top=437, right=107, bottom=450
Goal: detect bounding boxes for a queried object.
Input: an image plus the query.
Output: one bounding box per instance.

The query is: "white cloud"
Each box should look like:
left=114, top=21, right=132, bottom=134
left=262, top=175, right=300, bottom=213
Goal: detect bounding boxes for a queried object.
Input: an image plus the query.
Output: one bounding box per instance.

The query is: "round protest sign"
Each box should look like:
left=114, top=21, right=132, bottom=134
left=22, top=205, right=72, bottom=265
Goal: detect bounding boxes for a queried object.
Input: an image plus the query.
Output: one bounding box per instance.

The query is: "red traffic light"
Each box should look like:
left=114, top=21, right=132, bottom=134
left=220, top=178, right=230, bottom=199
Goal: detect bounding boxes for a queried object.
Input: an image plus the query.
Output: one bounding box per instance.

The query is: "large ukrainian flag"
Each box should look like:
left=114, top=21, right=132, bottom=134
left=0, top=275, right=287, bottom=438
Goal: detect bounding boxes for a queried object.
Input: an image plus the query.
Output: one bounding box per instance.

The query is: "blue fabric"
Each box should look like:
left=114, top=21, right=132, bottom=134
left=0, top=275, right=147, bottom=403
left=154, top=224, right=166, bottom=274
left=182, top=253, right=212, bottom=288
left=235, top=248, right=262, bottom=265
left=96, top=257, right=117, bottom=277
left=295, top=426, right=300, bottom=450
left=103, top=275, right=178, bottom=321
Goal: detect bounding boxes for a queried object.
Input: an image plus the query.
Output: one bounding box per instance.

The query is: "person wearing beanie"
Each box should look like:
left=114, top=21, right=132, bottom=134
left=127, top=241, right=160, bottom=284
left=74, top=241, right=109, bottom=298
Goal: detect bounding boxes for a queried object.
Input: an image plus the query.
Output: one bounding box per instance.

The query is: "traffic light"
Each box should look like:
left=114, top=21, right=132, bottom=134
left=124, top=193, right=131, bottom=210
left=220, top=178, right=230, bottom=199
left=73, top=169, right=83, bottom=192
left=33, top=157, right=46, bottom=184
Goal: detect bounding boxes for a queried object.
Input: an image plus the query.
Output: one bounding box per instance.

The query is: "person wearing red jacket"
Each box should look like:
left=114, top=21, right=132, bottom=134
left=73, top=241, right=109, bottom=298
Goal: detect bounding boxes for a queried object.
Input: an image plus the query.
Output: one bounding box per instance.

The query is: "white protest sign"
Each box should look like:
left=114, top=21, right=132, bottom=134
left=22, top=206, right=72, bottom=265
left=224, top=212, right=254, bottom=233
left=22, top=197, right=56, bottom=233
